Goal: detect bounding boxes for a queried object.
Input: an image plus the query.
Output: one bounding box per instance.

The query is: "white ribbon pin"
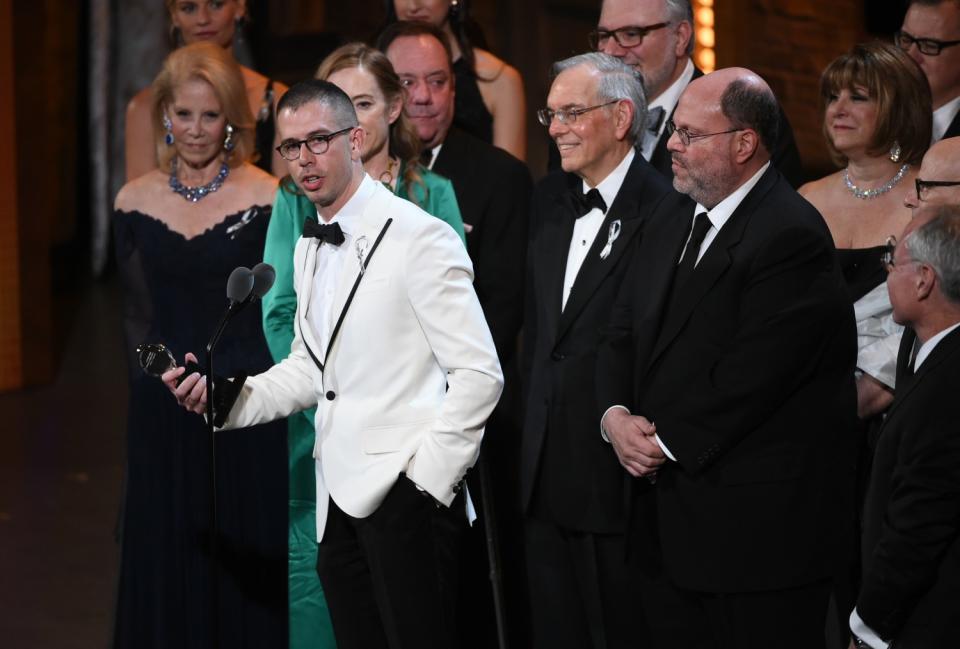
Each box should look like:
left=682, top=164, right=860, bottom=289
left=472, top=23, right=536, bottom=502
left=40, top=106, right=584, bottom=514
left=355, top=235, right=369, bottom=274
left=599, top=219, right=621, bottom=259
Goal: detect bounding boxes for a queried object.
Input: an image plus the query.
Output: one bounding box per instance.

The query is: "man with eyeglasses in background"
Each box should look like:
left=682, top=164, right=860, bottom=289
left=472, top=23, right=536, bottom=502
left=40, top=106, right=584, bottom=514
left=596, top=67, right=857, bottom=648
left=522, top=51, right=673, bottom=649
left=591, top=0, right=804, bottom=187
left=903, top=136, right=960, bottom=211
left=898, top=0, right=960, bottom=143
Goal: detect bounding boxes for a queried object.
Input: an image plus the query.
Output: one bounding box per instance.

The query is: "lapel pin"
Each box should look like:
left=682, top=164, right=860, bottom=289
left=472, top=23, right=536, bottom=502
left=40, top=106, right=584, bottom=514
left=355, top=235, right=369, bottom=274
left=599, top=219, right=622, bottom=260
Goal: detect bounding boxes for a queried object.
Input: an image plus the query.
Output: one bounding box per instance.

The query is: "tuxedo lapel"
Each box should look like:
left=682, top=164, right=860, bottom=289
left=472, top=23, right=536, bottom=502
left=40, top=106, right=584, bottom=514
left=648, top=167, right=776, bottom=368
left=540, top=187, right=576, bottom=341
left=323, top=184, right=392, bottom=366
left=884, top=327, right=960, bottom=421
left=296, top=234, right=325, bottom=368
left=556, top=162, right=649, bottom=344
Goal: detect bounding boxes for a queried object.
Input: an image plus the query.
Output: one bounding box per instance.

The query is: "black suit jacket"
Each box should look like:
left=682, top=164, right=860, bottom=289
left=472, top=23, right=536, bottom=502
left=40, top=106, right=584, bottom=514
left=433, top=126, right=533, bottom=365
left=597, top=165, right=858, bottom=592
left=521, top=154, right=673, bottom=533
left=857, top=325, right=960, bottom=647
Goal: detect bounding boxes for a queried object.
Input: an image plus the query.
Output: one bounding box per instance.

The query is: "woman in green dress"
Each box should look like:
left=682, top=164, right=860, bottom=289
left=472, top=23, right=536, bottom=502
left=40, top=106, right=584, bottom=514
left=261, top=42, right=465, bottom=649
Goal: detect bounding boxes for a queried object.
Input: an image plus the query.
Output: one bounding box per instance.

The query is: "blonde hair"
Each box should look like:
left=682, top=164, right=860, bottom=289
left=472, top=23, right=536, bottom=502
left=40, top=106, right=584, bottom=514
left=151, top=41, right=255, bottom=171
left=315, top=42, right=429, bottom=205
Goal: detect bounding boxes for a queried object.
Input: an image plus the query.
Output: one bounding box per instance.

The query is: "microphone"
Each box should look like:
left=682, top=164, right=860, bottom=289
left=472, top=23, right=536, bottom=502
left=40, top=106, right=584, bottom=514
left=208, top=266, right=254, bottom=354
left=249, top=262, right=276, bottom=300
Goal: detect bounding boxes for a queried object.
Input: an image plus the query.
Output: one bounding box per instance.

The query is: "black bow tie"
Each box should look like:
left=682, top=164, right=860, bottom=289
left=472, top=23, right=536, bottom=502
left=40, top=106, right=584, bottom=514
left=646, top=106, right=666, bottom=133
left=303, top=220, right=345, bottom=246
left=571, top=187, right=607, bottom=218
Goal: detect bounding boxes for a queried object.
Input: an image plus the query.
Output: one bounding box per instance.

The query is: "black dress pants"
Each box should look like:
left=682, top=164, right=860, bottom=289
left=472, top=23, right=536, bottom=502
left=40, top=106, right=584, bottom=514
left=316, top=475, right=466, bottom=649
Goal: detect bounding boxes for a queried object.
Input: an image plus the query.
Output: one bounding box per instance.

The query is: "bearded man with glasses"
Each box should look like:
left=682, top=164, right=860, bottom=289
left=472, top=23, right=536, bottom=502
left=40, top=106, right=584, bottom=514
left=898, top=0, right=960, bottom=142
left=585, top=0, right=803, bottom=187
left=597, top=68, right=857, bottom=648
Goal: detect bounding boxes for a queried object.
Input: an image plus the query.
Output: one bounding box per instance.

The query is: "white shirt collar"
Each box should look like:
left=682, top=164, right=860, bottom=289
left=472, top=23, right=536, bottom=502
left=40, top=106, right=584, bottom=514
left=582, top=147, right=636, bottom=210
left=649, top=58, right=696, bottom=119
left=317, top=173, right=376, bottom=238
left=914, top=321, right=960, bottom=370
left=695, top=162, right=770, bottom=233
left=932, top=94, right=960, bottom=143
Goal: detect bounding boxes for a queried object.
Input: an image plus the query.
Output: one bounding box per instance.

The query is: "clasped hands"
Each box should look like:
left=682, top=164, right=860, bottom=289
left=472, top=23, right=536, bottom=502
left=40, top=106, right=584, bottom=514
left=602, top=408, right=667, bottom=478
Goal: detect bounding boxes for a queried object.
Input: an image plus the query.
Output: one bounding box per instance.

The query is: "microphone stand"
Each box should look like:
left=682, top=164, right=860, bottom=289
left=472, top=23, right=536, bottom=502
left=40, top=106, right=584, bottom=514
left=205, top=312, right=224, bottom=649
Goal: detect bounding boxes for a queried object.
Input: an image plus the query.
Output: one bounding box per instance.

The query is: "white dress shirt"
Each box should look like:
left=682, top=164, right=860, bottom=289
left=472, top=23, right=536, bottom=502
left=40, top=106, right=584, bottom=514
left=849, top=319, right=960, bottom=648
left=640, top=58, right=695, bottom=160
left=561, top=148, right=635, bottom=310
left=306, top=174, right=376, bottom=361
left=601, top=162, right=771, bottom=460
left=932, top=94, right=960, bottom=144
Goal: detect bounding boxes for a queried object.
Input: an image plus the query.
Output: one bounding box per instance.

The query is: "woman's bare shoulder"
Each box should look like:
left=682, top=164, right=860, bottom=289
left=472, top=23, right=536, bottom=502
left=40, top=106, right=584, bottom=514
left=114, top=170, right=167, bottom=212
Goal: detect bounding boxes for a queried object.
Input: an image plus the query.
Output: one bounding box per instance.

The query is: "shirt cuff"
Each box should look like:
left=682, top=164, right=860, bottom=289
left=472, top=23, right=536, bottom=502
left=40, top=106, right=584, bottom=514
left=654, top=434, right=676, bottom=461
left=849, top=608, right=889, bottom=649
left=600, top=405, right=630, bottom=442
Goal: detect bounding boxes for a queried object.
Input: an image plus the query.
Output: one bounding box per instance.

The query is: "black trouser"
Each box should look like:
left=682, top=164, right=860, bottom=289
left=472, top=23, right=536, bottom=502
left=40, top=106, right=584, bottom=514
left=316, top=475, right=466, bottom=649
left=670, top=578, right=834, bottom=649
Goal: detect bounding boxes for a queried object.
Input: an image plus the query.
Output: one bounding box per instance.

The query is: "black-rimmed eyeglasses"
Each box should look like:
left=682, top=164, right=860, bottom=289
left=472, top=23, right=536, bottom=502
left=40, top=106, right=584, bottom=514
left=537, top=100, right=619, bottom=127
left=895, top=30, right=960, bottom=56
left=276, top=126, right=354, bottom=161
left=915, top=178, right=960, bottom=202
left=587, top=22, right=670, bottom=50
left=665, top=119, right=743, bottom=147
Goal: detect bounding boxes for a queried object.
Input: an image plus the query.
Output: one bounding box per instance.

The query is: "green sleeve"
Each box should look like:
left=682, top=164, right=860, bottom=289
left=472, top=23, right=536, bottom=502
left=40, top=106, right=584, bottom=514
left=262, top=184, right=315, bottom=363
left=400, top=170, right=467, bottom=247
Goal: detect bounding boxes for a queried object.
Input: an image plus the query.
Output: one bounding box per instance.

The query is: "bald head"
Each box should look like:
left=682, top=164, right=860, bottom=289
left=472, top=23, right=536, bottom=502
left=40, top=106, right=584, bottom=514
left=669, top=68, right=778, bottom=207
left=905, top=136, right=960, bottom=210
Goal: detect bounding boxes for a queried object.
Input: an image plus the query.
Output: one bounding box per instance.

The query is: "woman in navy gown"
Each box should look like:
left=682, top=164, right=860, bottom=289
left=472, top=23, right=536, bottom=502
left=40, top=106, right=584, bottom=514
left=112, top=41, right=286, bottom=649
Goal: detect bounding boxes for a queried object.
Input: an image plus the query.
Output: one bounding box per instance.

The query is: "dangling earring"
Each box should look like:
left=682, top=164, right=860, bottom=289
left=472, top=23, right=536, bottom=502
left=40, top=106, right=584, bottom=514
left=163, top=114, right=174, bottom=146
left=223, top=124, right=235, bottom=152
left=449, top=0, right=460, bottom=17
left=889, top=141, right=902, bottom=163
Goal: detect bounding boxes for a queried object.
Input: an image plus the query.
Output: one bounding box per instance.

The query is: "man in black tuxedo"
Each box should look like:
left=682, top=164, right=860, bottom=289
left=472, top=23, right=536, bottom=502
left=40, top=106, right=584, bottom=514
left=591, top=0, right=803, bottom=186
left=596, top=68, right=857, bottom=648
left=848, top=206, right=960, bottom=649
left=522, top=52, right=672, bottom=649
left=898, top=0, right=960, bottom=143
left=381, top=21, right=533, bottom=649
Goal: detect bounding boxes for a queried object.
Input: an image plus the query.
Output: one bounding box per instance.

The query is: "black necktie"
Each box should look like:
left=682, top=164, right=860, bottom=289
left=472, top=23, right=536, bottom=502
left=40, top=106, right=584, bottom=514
left=646, top=106, right=666, bottom=134
left=303, top=220, right=345, bottom=246
left=571, top=187, right=607, bottom=218
left=420, top=148, right=434, bottom=167
left=674, top=212, right=711, bottom=289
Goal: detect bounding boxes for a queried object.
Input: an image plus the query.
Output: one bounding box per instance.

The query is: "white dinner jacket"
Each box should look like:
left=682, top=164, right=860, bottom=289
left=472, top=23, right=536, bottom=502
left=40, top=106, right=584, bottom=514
left=223, top=179, right=503, bottom=539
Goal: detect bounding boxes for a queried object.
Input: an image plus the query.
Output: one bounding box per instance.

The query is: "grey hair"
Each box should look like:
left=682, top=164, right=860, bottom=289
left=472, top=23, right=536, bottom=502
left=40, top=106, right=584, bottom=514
left=551, top=52, right=648, bottom=143
left=905, top=208, right=960, bottom=304
left=277, top=79, right=359, bottom=129
left=665, top=0, right=695, bottom=56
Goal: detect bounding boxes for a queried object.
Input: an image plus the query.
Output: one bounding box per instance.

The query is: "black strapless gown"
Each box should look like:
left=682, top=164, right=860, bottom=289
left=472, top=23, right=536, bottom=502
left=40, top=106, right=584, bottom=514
left=112, top=206, right=287, bottom=649
left=837, top=245, right=887, bottom=304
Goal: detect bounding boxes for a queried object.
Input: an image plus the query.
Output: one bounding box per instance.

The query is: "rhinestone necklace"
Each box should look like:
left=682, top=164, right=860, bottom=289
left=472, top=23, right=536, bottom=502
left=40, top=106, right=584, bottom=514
left=169, top=158, right=230, bottom=202
left=843, top=164, right=910, bottom=200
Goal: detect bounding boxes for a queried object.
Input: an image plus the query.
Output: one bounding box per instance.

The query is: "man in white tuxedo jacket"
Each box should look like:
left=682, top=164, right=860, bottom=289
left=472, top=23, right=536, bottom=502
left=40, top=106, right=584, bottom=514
left=168, top=79, right=503, bottom=649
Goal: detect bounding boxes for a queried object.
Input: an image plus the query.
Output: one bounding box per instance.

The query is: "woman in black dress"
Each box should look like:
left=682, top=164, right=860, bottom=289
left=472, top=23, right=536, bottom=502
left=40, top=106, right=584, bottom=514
left=112, top=41, right=286, bottom=649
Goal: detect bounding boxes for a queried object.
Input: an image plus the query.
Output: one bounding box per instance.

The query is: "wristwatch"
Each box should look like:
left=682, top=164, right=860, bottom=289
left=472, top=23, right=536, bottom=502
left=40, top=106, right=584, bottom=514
left=851, top=634, right=872, bottom=649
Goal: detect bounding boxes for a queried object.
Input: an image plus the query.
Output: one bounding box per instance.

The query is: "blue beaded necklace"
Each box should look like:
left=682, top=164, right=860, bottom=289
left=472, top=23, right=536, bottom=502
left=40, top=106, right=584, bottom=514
left=169, top=158, right=230, bottom=202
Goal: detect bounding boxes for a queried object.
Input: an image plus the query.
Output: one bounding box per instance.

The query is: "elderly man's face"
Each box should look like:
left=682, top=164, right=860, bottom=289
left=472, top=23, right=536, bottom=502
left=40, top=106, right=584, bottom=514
left=386, top=34, right=455, bottom=149
left=596, top=0, right=688, bottom=101
left=546, top=65, right=625, bottom=187
left=904, top=138, right=960, bottom=210
left=666, top=79, right=741, bottom=208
